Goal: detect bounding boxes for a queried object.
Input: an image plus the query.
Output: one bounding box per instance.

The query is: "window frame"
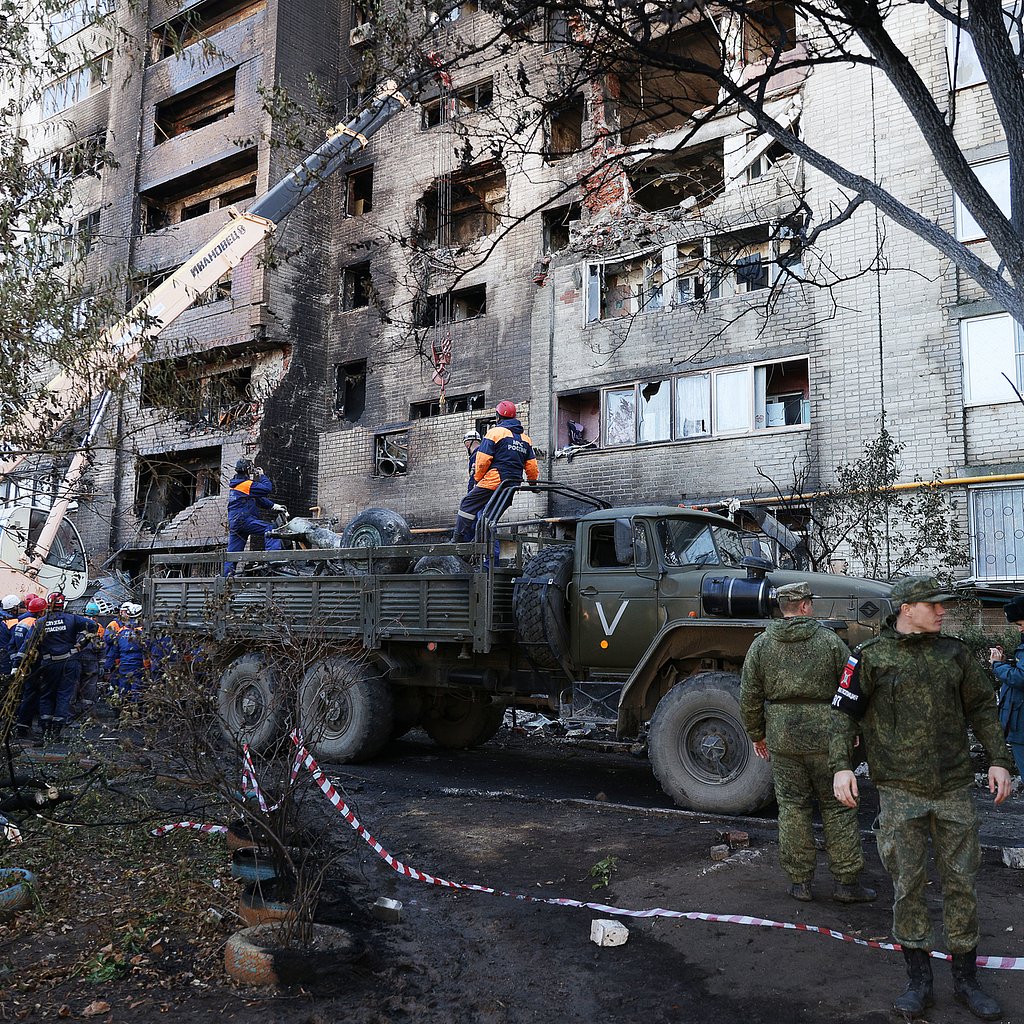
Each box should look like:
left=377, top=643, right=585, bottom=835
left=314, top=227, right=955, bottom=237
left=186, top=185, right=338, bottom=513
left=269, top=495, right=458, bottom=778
left=969, top=483, right=1024, bottom=581
left=960, top=311, right=1024, bottom=406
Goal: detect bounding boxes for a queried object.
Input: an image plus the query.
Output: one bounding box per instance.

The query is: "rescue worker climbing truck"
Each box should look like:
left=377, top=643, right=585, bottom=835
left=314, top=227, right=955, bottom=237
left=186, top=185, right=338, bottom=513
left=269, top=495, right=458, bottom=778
left=144, top=484, right=893, bottom=815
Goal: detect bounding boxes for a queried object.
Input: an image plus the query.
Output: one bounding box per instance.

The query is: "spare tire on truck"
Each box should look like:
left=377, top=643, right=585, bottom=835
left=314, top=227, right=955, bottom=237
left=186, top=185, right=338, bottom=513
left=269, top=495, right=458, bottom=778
left=512, top=544, right=574, bottom=671
left=217, top=653, right=284, bottom=751
left=337, top=508, right=412, bottom=575
left=648, top=671, right=774, bottom=814
left=412, top=554, right=471, bottom=575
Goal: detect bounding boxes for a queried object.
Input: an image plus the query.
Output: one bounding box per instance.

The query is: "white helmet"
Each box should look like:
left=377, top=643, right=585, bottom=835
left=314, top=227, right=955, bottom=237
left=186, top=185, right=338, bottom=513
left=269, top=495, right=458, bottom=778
left=1, top=594, right=20, bottom=612
left=121, top=601, right=142, bottom=617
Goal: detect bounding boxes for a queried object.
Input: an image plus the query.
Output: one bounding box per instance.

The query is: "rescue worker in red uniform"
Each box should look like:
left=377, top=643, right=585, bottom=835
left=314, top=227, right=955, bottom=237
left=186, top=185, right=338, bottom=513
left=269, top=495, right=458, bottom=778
left=453, top=401, right=539, bottom=544
left=225, top=458, right=286, bottom=574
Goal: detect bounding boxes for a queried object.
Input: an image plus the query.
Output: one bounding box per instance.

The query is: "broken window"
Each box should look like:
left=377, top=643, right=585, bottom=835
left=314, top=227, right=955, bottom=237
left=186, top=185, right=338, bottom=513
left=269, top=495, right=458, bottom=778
left=154, top=69, right=237, bottom=144
left=410, top=391, right=485, bottom=419
left=543, top=201, right=581, bottom=252
left=544, top=96, right=584, bottom=161
left=35, top=132, right=107, bottom=183
left=556, top=391, right=600, bottom=449
left=422, top=284, right=486, bottom=326
left=617, top=27, right=722, bottom=145
left=341, top=261, right=372, bottom=311
left=755, top=359, right=809, bottom=429
left=374, top=431, right=408, bottom=476
left=604, top=380, right=672, bottom=447
left=152, top=0, right=267, bottom=62
left=629, top=142, right=724, bottom=212
left=674, top=243, right=705, bottom=303
left=708, top=225, right=772, bottom=298
left=334, top=360, right=367, bottom=421
left=742, top=2, right=797, bottom=64
left=746, top=136, right=790, bottom=181
left=135, top=446, right=223, bottom=530
left=587, top=252, right=664, bottom=322
left=421, top=162, right=506, bottom=246
left=139, top=150, right=258, bottom=233
left=421, top=78, right=493, bottom=129
left=40, top=51, right=112, bottom=118
left=346, top=165, right=374, bottom=216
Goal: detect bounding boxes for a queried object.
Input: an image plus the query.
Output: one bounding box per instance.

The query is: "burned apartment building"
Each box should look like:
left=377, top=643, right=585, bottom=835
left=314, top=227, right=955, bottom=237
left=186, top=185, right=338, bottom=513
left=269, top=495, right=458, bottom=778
left=11, top=1, right=1024, bottom=586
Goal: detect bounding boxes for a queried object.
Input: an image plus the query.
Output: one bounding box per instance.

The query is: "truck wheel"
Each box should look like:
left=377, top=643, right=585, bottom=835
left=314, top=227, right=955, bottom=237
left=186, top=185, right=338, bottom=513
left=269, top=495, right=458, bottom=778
left=413, top=555, right=471, bottom=575
left=298, top=656, right=394, bottom=762
left=512, top=544, right=574, bottom=671
left=337, top=508, right=412, bottom=575
left=217, top=653, right=284, bottom=751
left=422, top=696, right=505, bottom=749
left=648, top=671, right=774, bottom=815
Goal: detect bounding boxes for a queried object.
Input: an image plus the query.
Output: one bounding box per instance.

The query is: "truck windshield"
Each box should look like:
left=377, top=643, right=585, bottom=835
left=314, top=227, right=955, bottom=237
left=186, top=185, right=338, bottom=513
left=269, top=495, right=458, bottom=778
left=657, top=519, right=769, bottom=569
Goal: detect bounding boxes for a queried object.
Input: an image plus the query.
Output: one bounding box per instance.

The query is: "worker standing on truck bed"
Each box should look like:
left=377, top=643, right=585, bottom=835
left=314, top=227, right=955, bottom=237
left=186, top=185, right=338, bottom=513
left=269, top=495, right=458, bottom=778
left=452, top=401, right=538, bottom=546
left=225, top=459, right=287, bottom=575
left=739, top=581, right=875, bottom=905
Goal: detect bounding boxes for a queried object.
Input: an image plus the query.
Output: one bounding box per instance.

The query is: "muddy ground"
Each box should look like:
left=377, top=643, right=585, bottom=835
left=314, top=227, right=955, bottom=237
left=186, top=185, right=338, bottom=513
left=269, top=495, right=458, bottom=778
left=0, top=727, right=1021, bottom=1024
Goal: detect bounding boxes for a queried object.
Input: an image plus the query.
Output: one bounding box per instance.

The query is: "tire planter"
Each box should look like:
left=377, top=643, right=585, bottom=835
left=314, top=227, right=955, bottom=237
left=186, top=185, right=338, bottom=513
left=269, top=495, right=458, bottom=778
left=298, top=655, right=394, bottom=762
left=422, top=696, right=505, bottom=749
left=512, top=544, right=575, bottom=671
left=0, top=869, right=35, bottom=918
left=238, top=878, right=301, bottom=927
left=224, top=923, right=363, bottom=988
left=217, top=653, right=284, bottom=751
left=230, top=848, right=279, bottom=883
left=226, top=819, right=262, bottom=852
left=337, top=508, right=412, bottom=575
left=648, top=671, right=775, bottom=815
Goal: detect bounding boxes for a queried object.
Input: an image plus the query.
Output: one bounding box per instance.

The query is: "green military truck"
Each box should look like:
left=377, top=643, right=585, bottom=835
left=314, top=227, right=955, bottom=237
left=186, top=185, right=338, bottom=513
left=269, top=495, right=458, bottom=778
left=144, top=484, right=893, bottom=815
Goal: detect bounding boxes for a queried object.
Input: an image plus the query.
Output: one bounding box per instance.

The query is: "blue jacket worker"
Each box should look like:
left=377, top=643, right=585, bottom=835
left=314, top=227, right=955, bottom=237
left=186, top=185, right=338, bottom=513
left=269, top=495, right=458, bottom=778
left=16, top=592, right=98, bottom=742
left=453, top=401, right=539, bottom=544
left=226, top=458, right=286, bottom=574
left=989, top=593, right=1024, bottom=782
left=0, top=593, right=22, bottom=677
left=104, top=603, right=148, bottom=697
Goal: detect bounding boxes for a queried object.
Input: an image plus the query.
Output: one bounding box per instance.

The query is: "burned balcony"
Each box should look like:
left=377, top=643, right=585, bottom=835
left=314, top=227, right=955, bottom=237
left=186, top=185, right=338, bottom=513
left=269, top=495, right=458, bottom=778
left=420, top=162, right=506, bottom=247
left=152, top=0, right=266, bottom=62
left=629, top=141, right=724, bottom=213
left=544, top=96, right=585, bottom=161
left=154, top=68, right=236, bottom=145
left=140, top=357, right=254, bottom=430
left=140, top=150, right=257, bottom=232
left=134, top=445, right=223, bottom=531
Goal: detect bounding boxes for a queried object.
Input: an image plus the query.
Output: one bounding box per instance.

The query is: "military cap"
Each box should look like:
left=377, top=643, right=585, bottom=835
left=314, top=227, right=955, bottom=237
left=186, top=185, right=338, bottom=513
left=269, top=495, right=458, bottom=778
left=889, top=575, right=957, bottom=606
left=1004, top=594, right=1024, bottom=622
left=775, top=581, right=815, bottom=601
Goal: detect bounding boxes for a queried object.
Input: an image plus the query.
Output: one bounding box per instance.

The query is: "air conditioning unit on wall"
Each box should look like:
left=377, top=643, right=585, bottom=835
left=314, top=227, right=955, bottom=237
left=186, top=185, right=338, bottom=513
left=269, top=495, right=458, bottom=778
left=349, top=21, right=375, bottom=48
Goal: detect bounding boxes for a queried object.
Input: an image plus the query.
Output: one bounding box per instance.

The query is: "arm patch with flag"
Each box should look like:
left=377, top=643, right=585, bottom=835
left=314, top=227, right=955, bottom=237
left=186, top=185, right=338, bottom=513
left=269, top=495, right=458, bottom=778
left=832, top=654, right=866, bottom=719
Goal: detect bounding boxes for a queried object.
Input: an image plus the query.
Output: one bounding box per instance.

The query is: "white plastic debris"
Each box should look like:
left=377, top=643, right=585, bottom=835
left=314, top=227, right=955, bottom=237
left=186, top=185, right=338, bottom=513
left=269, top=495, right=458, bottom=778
left=590, top=918, right=629, bottom=947
left=1001, top=848, right=1024, bottom=870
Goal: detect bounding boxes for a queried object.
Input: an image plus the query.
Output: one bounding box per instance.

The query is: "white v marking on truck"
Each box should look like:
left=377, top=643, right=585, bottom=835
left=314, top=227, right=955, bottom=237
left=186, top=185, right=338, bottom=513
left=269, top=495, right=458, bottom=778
left=595, top=600, right=630, bottom=636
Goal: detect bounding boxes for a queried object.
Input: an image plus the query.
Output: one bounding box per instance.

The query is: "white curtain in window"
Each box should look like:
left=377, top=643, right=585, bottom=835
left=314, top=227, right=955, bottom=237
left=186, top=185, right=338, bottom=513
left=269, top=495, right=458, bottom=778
left=961, top=313, right=1020, bottom=404
left=675, top=374, right=710, bottom=437
left=638, top=381, right=671, bottom=442
left=714, top=368, right=752, bottom=433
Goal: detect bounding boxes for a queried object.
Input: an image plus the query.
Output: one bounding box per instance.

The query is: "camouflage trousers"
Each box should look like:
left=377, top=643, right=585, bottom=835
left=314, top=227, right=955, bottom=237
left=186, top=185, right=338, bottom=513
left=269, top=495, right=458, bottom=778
left=771, top=751, right=864, bottom=884
left=876, top=785, right=981, bottom=954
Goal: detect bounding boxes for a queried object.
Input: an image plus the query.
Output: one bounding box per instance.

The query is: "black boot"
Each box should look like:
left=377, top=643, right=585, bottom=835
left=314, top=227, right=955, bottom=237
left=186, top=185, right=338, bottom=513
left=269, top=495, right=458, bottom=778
left=952, top=949, right=1002, bottom=1020
left=892, top=948, right=933, bottom=1019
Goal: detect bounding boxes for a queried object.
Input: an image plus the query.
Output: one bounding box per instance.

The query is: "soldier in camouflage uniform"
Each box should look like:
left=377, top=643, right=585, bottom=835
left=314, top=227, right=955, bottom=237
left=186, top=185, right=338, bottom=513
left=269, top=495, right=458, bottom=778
left=830, top=576, right=1013, bottom=1021
left=740, top=581, right=875, bottom=904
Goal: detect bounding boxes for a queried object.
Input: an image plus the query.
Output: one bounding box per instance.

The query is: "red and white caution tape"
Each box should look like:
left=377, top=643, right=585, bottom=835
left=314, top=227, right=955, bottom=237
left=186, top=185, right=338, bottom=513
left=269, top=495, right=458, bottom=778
left=0, top=813, right=22, bottom=845
left=287, top=731, right=1024, bottom=972
left=240, top=742, right=303, bottom=814
left=150, top=821, right=228, bottom=838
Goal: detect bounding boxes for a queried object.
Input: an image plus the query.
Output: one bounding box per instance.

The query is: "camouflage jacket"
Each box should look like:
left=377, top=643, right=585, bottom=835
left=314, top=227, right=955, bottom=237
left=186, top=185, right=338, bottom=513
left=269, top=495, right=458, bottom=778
left=740, top=617, right=850, bottom=756
left=828, top=619, right=1012, bottom=796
